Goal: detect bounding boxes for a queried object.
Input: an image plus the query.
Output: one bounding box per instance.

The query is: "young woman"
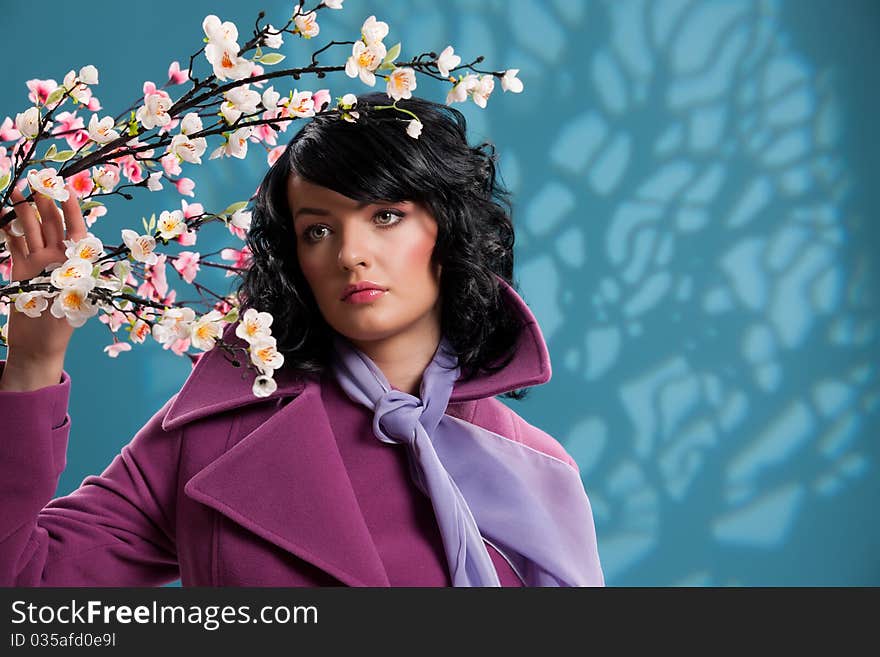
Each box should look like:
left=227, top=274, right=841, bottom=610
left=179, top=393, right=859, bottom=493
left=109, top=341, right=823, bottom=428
left=0, top=93, right=604, bottom=587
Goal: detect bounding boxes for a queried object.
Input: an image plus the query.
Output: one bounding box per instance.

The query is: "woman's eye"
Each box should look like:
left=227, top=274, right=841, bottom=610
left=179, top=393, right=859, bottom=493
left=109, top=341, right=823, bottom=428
left=304, top=225, right=329, bottom=241
left=374, top=210, right=404, bottom=226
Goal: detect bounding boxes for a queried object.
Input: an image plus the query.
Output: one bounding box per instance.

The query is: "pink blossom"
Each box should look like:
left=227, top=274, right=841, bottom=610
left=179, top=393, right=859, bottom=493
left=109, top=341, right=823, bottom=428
left=99, top=309, right=128, bottom=332
left=172, top=251, right=201, bottom=283
left=0, top=117, right=21, bottom=141
left=181, top=199, right=204, bottom=219
left=168, top=60, right=189, bottom=85
left=66, top=130, right=90, bottom=150
left=87, top=96, right=102, bottom=112
left=174, top=177, right=195, bottom=197
left=214, top=299, right=233, bottom=315
left=0, top=146, right=11, bottom=175
left=221, top=245, right=252, bottom=277
left=69, top=170, right=94, bottom=199
left=158, top=117, right=180, bottom=136
left=103, top=342, right=132, bottom=358
left=312, top=89, right=331, bottom=112
left=248, top=64, right=266, bottom=88
left=85, top=205, right=106, bottom=228
left=52, top=111, right=83, bottom=134
left=170, top=337, right=190, bottom=356
left=177, top=230, right=198, bottom=246
left=0, top=259, right=12, bottom=281
left=267, top=145, right=285, bottom=166
left=118, top=155, right=144, bottom=183
left=160, top=153, right=182, bottom=176
left=137, top=254, right=169, bottom=301
left=253, top=121, right=277, bottom=146
left=12, top=138, right=35, bottom=160
left=228, top=223, right=247, bottom=241
left=26, top=78, right=58, bottom=106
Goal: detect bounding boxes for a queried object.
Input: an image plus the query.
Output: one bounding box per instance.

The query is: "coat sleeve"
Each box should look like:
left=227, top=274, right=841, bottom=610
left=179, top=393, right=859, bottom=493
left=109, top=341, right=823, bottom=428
left=0, top=362, right=182, bottom=586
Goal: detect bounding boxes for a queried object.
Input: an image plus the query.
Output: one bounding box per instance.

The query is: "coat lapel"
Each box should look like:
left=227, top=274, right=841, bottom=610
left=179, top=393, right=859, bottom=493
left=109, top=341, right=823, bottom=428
left=162, top=276, right=551, bottom=587
left=181, top=381, right=392, bottom=587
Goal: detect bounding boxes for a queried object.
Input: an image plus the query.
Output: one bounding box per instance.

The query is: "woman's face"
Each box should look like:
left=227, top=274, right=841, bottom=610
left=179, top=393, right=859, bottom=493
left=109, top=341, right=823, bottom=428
left=288, top=174, right=442, bottom=347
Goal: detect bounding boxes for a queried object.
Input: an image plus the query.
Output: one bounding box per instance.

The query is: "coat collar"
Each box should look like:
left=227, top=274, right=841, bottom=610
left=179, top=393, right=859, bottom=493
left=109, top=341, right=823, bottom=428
left=170, top=278, right=551, bottom=587
left=163, top=277, right=551, bottom=430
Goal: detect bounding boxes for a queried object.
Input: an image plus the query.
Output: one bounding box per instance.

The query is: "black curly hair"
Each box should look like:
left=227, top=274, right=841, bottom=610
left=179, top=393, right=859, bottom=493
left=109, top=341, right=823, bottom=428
left=238, top=91, right=528, bottom=399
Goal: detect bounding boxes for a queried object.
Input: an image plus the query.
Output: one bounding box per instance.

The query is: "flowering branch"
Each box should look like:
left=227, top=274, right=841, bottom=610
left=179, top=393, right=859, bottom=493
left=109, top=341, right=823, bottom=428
left=0, top=1, right=524, bottom=396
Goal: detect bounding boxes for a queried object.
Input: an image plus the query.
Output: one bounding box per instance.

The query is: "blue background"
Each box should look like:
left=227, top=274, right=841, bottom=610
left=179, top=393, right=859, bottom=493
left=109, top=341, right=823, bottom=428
left=1, top=0, right=877, bottom=586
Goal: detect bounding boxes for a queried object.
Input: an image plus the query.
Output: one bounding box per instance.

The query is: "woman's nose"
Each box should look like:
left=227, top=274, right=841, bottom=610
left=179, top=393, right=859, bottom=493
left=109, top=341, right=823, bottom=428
left=337, top=224, right=371, bottom=270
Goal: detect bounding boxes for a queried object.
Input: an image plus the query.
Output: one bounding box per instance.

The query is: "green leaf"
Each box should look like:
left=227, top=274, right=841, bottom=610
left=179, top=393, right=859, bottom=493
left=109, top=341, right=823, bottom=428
left=383, top=42, right=401, bottom=65
left=257, top=53, right=285, bottom=65
left=142, top=216, right=150, bottom=233
left=121, top=285, right=136, bottom=295
left=44, top=143, right=58, bottom=159
left=0, top=172, right=9, bottom=192
left=222, top=307, right=239, bottom=324
left=45, top=87, right=65, bottom=107
left=147, top=212, right=156, bottom=233
left=222, top=200, right=248, bottom=216
left=79, top=200, right=104, bottom=212
left=47, top=150, right=75, bottom=162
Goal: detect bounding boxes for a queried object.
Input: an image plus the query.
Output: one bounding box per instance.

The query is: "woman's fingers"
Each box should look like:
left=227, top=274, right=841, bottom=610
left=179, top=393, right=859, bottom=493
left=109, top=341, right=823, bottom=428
left=60, top=184, right=87, bottom=241
left=9, top=187, right=44, bottom=252
left=32, top=189, right=64, bottom=247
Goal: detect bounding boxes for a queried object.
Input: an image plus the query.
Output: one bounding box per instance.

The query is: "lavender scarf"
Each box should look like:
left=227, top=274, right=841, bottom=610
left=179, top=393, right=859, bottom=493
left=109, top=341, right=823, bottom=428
left=331, top=334, right=603, bottom=587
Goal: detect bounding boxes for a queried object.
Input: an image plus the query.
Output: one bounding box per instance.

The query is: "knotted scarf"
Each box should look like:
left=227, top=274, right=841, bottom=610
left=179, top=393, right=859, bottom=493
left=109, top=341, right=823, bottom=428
left=331, top=334, right=604, bottom=587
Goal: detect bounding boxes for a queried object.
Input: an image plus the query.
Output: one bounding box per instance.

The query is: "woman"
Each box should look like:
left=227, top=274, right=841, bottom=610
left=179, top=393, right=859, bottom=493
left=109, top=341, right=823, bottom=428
left=0, top=93, right=604, bottom=587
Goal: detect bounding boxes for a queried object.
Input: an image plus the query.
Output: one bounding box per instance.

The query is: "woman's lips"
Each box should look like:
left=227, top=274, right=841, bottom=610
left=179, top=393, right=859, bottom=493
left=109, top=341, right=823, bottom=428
left=343, top=289, right=388, bottom=304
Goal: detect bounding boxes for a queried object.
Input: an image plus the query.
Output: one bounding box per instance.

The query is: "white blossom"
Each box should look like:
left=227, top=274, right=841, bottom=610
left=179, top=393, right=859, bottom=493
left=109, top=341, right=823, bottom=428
left=63, top=234, right=104, bottom=262
left=406, top=119, right=423, bottom=139
left=345, top=40, right=386, bottom=87
left=27, top=167, right=69, bottom=202
left=136, top=92, right=173, bottom=130
left=121, top=229, right=159, bottom=265
left=386, top=67, right=417, bottom=101
left=471, top=74, right=495, bottom=108
left=252, top=374, right=278, bottom=397
left=152, top=306, right=196, bottom=346
left=501, top=69, right=523, bottom=93
left=446, top=74, right=478, bottom=105
left=263, top=25, right=284, bottom=49
left=294, top=11, right=320, bottom=38
left=261, top=86, right=280, bottom=111
left=13, top=291, right=49, bottom=318
left=436, top=46, right=461, bottom=78
left=360, top=15, right=388, bottom=46
left=156, top=209, right=186, bottom=240
left=79, top=65, right=99, bottom=85
left=202, top=15, right=239, bottom=46
left=15, top=107, right=41, bottom=139
left=230, top=208, right=252, bottom=232
left=235, top=307, right=273, bottom=343
left=170, top=133, right=208, bottom=164
left=147, top=171, right=164, bottom=191
left=179, top=112, right=203, bottom=136
left=87, top=114, right=120, bottom=144
left=93, top=165, right=120, bottom=192
left=249, top=335, right=284, bottom=372
left=50, top=258, right=96, bottom=290
left=190, top=309, right=225, bottom=351
left=50, top=281, right=98, bottom=327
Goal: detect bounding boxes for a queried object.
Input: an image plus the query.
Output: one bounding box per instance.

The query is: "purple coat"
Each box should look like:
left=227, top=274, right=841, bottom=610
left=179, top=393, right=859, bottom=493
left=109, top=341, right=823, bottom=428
left=0, top=284, right=604, bottom=586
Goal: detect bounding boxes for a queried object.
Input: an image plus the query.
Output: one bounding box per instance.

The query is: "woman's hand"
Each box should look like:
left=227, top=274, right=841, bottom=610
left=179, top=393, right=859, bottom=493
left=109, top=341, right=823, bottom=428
left=0, top=184, right=88, bottom=391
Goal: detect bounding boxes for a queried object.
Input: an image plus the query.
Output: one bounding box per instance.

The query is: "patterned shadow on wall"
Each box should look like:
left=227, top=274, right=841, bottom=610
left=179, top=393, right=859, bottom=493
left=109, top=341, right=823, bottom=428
left=161, top=0, right=878, bottom=585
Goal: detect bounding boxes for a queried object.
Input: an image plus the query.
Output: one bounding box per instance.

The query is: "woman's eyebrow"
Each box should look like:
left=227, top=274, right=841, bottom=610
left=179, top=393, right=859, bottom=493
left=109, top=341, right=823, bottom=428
left=293, top=201, right=372, bottom=220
